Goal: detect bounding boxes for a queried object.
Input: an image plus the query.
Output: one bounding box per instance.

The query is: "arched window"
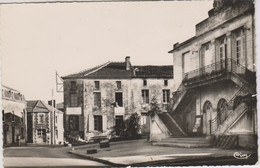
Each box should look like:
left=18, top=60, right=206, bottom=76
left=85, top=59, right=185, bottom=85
left=203, top=101, right=213, bottom=113
left=217, top=99, right=228, bottom=125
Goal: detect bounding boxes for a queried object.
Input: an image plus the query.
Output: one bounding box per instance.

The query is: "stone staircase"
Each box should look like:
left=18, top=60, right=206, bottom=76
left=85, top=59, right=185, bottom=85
left=157, top=112, right=186, bottom=137
left=214, top=102, right=248, bottom=135
left=152, top=137, right=211, bottom=148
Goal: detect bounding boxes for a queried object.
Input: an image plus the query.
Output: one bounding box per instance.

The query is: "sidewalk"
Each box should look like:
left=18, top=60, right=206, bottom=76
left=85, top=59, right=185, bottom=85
left=69, top=139, right=257, bottom=166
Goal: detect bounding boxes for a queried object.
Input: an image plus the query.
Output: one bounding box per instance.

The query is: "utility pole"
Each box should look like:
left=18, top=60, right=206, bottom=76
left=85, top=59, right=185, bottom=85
left=51, top=88, right=55, bottom=145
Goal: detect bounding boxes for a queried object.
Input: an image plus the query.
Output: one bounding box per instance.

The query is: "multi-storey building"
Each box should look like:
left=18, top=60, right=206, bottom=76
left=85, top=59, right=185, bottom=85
left=2, top=85, right=27, bottom=147
left=153, top=0, right=256, bottom=148
left=62, top=57, right=173, bottom=139
left=26, top=100, right=64, bottom=144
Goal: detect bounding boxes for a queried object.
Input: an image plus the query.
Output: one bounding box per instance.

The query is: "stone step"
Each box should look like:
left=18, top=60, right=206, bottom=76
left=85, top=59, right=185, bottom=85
left=152, top=142, right=211, bottom=148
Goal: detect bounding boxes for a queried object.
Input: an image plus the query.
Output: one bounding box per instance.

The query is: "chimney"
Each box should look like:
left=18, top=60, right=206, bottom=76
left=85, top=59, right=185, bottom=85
left=48, top=100, right=56, bottom=108
left=125, top=56, right=131, bottom=71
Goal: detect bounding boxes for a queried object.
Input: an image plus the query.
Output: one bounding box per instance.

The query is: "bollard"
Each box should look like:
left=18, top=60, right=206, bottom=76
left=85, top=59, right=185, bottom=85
left=87, top=149, right=97, bottom=154
left=100, top=139, right=110, bottom=148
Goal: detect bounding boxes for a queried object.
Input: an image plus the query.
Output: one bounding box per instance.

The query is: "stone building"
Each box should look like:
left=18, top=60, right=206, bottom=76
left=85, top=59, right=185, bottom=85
left=62, top=57, right=173, bottom=139
left=2, top=85, right=27, bottom=147
left=26, top=100, right=64, bottom=144
left=152, top=0, right=257, bottom=148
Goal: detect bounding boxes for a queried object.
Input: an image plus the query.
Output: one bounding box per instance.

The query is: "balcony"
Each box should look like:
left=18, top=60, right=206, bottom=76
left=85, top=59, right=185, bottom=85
left=182, top=58, right=255, bottom=87
left=114, top=106, right=125, bottom=115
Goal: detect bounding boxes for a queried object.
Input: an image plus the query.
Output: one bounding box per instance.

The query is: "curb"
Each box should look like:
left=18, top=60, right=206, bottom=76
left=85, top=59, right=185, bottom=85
left=130, top=155, right=258, bottom=166
left=68, top=150, right=126, bottom=167
left=69, top=150, right=258, bottom=167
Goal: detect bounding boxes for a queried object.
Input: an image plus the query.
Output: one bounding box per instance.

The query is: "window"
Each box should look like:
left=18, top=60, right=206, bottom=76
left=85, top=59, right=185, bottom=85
left=94, top=115, right=103, bottom=132
left=55, top=116, right=58, bottom=123
left=219, top=37, right=225, bottom=61
left=163, top=90, right=170, bottom=103
left=115, top=92, right=123, bottom=107
left=70, top=94, right=78, bottom=107
left=116, top=81, right=121, bottom=89
left=94, top=81, right=100, bottom=90
left=142, top=90, right=149, bottom=104
left=70, top=81, right=77, bottom=91
left=38, top=114, right=45, bottom=124
left=69, top=116, right=79, bottom=131
left=56, top=129, right=58, bottom=138
left=164, top=80, right=168, bottom=86
left=21, top=112, right=24, bottom=122
left=143, top=80, right=147, bottom=86
left=236, top=37, right=242, bottom=64
left=94, top=92, right=101, bottom=107
left=12, top=111, right=15, bottom=122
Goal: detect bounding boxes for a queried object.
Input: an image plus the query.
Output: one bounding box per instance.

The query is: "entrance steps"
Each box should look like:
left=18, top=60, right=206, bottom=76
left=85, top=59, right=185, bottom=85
left=152, top=137, right=211, bottom=148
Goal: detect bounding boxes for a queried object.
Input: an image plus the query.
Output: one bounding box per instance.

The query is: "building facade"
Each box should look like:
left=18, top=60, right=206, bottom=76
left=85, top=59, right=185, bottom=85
left=154, top=0, right=256, bottom=148
left=2, top=85, right=27, bottom=147
left=26, top=100, right=64, bottom=144
left=62, top=57, right=173, bottom=140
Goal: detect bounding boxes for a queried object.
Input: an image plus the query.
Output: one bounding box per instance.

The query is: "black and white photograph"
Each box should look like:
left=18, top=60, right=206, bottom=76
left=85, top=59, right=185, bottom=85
left=0, top=0, right=259, bottom=167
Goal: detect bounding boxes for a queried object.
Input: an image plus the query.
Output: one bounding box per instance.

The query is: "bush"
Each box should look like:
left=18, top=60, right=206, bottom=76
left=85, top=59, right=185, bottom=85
left=121, top=113, right=141, bottom=139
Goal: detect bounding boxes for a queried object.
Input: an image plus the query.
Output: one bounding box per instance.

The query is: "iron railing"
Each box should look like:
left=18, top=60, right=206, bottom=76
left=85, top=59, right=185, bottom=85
left=183, top=58, right=255, bottom=85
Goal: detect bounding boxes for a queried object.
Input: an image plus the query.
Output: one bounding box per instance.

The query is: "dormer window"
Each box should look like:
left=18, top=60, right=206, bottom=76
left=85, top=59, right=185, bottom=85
left=143, top=80, right=147, bottom=86
left=94, top=81, right=100, bottom=90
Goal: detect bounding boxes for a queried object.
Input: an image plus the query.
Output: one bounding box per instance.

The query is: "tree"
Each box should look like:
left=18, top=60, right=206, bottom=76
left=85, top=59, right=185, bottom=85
left=122, top=113, right=140, bottom=139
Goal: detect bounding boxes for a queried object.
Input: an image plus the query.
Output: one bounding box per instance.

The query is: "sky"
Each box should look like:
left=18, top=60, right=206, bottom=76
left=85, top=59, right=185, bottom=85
left=0, top=0, right=213, bottom=103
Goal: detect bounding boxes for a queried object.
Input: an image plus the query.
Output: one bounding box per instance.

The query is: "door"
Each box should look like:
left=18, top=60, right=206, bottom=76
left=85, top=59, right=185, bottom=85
left=202, top=101, right=213, bottom=135
left=115, top=92, right=123, bottom=107
left=115, top=116, right=124, bottom=135
left=36, top=129, right=46, bottom=144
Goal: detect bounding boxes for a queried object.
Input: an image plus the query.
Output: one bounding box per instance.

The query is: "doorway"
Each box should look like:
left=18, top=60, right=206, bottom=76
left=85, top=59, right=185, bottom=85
left=36, top=129, right=46, bottom=144
left=115, top=115, right=124, bottom=135
left=12, top=126, right=15, bottom=144
left=202, top=101, right=213, bottom=135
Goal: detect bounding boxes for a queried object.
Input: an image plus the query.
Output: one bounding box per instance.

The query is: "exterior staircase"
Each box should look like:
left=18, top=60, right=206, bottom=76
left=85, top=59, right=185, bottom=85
left=152, top=137, right=211, bottom=148
left=214, top=102, right=248, bottom=134
left=157, top=112, right=187, bottom=137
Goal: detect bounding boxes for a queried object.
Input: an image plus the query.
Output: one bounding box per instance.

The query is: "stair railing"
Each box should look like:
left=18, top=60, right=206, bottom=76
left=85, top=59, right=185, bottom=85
left=211, top=83, right=254, bottom=134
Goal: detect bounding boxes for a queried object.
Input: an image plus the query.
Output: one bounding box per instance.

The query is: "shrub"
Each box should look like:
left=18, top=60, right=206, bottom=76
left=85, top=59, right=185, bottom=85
left=121, top=113, right=141, bottom=139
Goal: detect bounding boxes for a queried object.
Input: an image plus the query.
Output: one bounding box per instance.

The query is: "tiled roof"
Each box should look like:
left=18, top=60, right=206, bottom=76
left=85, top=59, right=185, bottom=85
left=62, top=61, right=173, bottom=79
left=26, top=100, right=62, bottom=113
left=132, top=65, right=173, bottom=78
left=62, top=62, right=132, bottom=79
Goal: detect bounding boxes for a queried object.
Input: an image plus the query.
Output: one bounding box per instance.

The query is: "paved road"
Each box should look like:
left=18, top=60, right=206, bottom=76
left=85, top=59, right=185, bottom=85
left=3, top=146, right=106, bottom=167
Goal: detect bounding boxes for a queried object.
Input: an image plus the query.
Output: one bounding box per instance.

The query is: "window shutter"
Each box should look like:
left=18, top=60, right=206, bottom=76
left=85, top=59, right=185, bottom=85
left=88, top=115, right=94, bottom=132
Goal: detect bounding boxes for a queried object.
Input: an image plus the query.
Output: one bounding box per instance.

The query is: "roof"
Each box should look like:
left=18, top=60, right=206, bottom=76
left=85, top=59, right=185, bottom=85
left=2, top=85, right=21, bottom=93
left=132, top=65, right=173, bottom=78
left=62, top=61, right=173, bottom=80
left=27, top=100, right=63, bottom=113
left=56, top=102, right=64, bottom=109
left=168, top=36, right=196, bottom=54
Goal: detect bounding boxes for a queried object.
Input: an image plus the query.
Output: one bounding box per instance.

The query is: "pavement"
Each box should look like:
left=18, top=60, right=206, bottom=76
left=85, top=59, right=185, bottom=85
left=69, top=139, right=258, bottom=166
